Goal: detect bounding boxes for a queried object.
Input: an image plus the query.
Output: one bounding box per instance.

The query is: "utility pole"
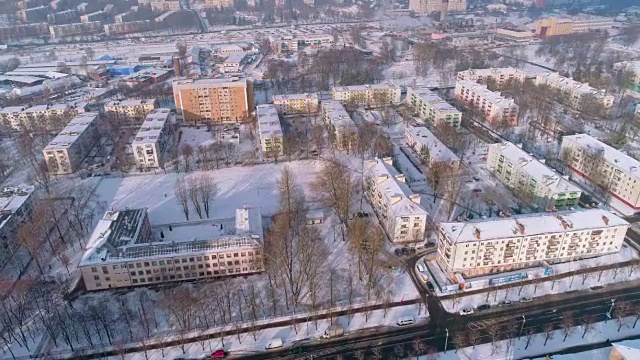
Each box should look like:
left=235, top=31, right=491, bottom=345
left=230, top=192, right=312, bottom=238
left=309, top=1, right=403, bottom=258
left=519, top=315, right=526, bottom=339
left=444, top=328, right=449, bottom=353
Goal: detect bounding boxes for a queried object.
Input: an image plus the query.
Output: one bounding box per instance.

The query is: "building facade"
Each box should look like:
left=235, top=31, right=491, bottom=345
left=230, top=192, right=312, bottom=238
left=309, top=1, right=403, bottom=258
left=454, top=79, right=519, bottom=125
left=79, top=207, right=265, bottom=291
left=457, top=67, right=527, bottom=87
left=613, top=61, right=640, bottom=92
left=534, top=72, right=614, bottom=110
left=0, top=103, right=83, bottom=131
left=438, top=209, right=628, bottom=276
left=173, top=78, right=254, bottom=124
left=104, top=98, right=158, bottom=126
left=405, top=126, right=460, bottom=167
left=332, top=83, right=402, bottom=108
left=49, top=22, right=103, bottom=38
left=131, top=109, right=175, bottom=169
left=535, top=15, right=613, bottom=37
left=321, top=100, right=357, bottom=152
left=364, top=158, right=428, bottom=244
left=256, top=104, right=283, bottom=157
left=406, top=87, right=462, bottom=128
left=272, top=93, right=319, bottom=115
left=561, top=134, right=640, bottom=210
left=204, top=0, right=233, bottom=8
left=487, top=142, right=581, bottom=211
left=409, top=0, right=467, bottom=14
left=42, top=112, right=100, bottom=174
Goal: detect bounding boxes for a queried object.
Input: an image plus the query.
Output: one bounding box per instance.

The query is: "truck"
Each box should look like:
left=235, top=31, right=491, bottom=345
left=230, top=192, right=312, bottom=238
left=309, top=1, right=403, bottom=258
left=322, top=325, right=344, bottom=339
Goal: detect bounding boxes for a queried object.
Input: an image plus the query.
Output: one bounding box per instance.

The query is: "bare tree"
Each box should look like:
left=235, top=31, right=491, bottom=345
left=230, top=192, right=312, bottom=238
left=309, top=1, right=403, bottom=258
left=174, top=176, right=190, bottom=220
left=615, top=300, right=633, bottom=332
left=561, top=311, right=574, bottom=341
left=543, top=323, right=555, bottom=346
left=181, top=143, right=194, bottom=172
left=312, top=160, right=359, bottom=240
left=582, top=314, right=596, bottom=338
left=452, top=332, right=467, bottom=353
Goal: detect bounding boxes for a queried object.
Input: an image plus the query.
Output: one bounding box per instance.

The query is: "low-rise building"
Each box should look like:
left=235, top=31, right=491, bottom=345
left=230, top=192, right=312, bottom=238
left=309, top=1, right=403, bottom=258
left=131, top=109, right=174, bottom=169
left=204, top=0, right=233, bottom=8
left=613, top=61, right=640, bottom=92
left=140, top=0, right=181, bottom=12
left=608, top=344, right=640, bottom=360
left=487, top=142, right=581, bottom=211
left=105, top=98, right=158, bottom=126
left=104, top=20, right=152, bottom=36
left=47, top=9, right=79, bottom=24
left=256, top=104, right=283, bottom=157
left=534, top=72, right=614, bottom=110
left=437, top=209, right=628, bottom=276
left=214, top=44, right=245, bottom=57
left=364, top=157, right=428, bottom=244
left=272, top=93, right=319, bottom=115
left=0, top=23, right=49, bottom=41
left=535, top=14, right=613, bottom=37
left=332, top=83, right=401, bottom=108
left=561, top=134, right=640, bottom=210
left=120, top=67, right=173, bottom=87
left=221, top=52, right=246, bottom=73
left=457, top=67, right=527, bottom=87
left=0, top=186, right=36, bottom=267
left=79, top=206, right=264, bottom=291
left=42, top=112, right=100, bottom=174
left=409, top=0, right=467, bottom=14
left=495, top=28, right=534, bottom=42
left=405, top=126, right=460, bottom=167
left=406, top=87, right=462, bottom=128
left=80, top=10, right=106, bottom=23
left=18, top=5, right=48, bottom=22
left=269, top=34, right=334, bottom=53
left=454, top=79, right=519, bottom=125
left=49, top=21, right=103, bottom=38
left=321, top=100, right=357, bottom=152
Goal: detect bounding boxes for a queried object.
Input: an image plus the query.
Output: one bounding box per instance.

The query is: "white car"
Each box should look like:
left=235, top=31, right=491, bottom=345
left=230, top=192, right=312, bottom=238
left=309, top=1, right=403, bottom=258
left=519, top=296, right=533, bottom=303
left=459, top=308, right=474, bottom=316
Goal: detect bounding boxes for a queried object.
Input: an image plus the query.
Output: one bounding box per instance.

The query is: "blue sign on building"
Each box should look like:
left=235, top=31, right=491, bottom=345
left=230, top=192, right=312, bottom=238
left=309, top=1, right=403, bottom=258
left=489, top=273, right=524, bottom=286
left=544, top=268, right=553, bottom=276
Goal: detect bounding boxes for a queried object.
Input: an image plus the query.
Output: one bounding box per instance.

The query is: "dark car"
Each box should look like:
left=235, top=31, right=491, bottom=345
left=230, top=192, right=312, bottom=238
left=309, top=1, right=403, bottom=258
left=426, top=281, right=435, bottom=291
left=394, top=248, right=403, bottom=256
left=425, top=242, right=436, bottom=248
left=477, top=304, right=491, bottom=311
left=472, top=188, right=482, bottom=193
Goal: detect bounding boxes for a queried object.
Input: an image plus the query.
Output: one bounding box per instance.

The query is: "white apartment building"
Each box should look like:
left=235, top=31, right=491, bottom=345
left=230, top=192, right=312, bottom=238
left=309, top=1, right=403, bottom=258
left=139, top=0, right=181, bottom=12
left=364, top=158, right=428, bottom=244
left=332, top=83, right=401, bottom=108
left=79, top=206, right=265, bottom=291
left=0, top=186, right=35, bottom=267
left=268, top=34, right=334, bottom=53
left=80, top=10, right=105, bottom=23
left=438, top=209, right=628, bottom=276
left=409, top=0, right=467, bottom=14
left=406, top=87, right=462, bottom=128
left=454, top=79, right=520, bottom=125
left=321, top=100, right=357, bottom=152
left=0, top=103, right=86, bottom=131
left=42, top=112, right=100, bottom=175
left=131, top=109, right=174, bottom=169
left=561, top=134, right=640, bottom=210
left=221, top=52, right=246, bottom=73
left=272, top=93, right=319, bottom=115
left=487, top=142, right=581, bottom=211
left=104, top=98, right=158, bottom=126
left=456, top=67, right=527, bottom=87
left=405, top=126, right=460, bottom=167
left=204, top=0, right=233, bottom=8
left=534, top=72, right=614, bottom=110
left=256, top=104, right=283, bottom=157
left=613, top=61, right=640, bottom=92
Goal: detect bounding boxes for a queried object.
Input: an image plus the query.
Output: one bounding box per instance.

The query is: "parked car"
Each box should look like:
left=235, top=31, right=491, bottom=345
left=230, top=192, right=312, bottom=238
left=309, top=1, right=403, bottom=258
left=266, top=338, right=283, bottom=349
left=424, top=241, right=436, bottom=248
left=472, top=188, right=482, bottom=193
left=211, top=349, right=226, bottom=359
left=459, top=308, right=474, bottom=316
left=426, top=281, right=435, bottom=291
left=476, top=303, right=491, bottom=311
left=322, top=325, right=345, bottom=339
left=519, top=296, right=533, bottom=303
left=397, top=316, right=415, bottom=326
left=498, top=300, right=512, bottom=306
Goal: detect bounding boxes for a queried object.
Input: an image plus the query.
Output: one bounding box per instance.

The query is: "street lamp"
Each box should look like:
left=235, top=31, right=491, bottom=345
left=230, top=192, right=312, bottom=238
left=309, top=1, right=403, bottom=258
left=518, top=315, right=526, bottom=339
left=606, top=299, right=616, bottom=322
left=444, top=328, right=449, bottom=353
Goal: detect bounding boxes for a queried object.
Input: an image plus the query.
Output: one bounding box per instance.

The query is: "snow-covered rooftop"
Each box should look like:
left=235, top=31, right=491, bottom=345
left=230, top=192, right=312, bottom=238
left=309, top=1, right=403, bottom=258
left=441, top=208, right=628, bottom=244
left=365, top=158, right=428, bottom=218
left=405, top=126, right=459, bottom=163
left=333, top=82, right=400, bottom=93
left=256, top=104, right=282, bottom=137
left=131, top=109, right=172, bottom=145
left=611, top=344, right=640, bottom=359
left=0, top=186, right=34, bottom=226
left=43, top=112, right=99, bottom=150
left=79, top=207, right=263, bottom=266
left=535, top=72, right=608, bottom=96
left=105, top=98, right=157, bottom=107
left=321, top=100, right=356, bottom=129
left=407, top=87, right=460, bottom=114
left=490, top=142, right=580, bottom=194
left=456, top=80, right=517, bottom=107
left=563, top=134, right=640, bottom=178
left=457, top=67, right=527, bottom=81
left=224, top=52, right=247, bottom=64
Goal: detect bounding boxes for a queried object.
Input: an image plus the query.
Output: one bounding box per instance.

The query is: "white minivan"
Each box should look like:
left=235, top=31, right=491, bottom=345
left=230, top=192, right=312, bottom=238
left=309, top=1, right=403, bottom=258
left=266, top=338, right=283, bottom=350
left=397, top=316, right=415, bottom=326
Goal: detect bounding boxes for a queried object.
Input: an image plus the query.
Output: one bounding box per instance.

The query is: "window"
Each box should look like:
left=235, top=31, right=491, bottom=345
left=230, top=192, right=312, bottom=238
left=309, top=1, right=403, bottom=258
left=113, top=265, right=118, bottom=270
left=128, top=264, right=134, bottom=269
left=181, top=258, right=187, bottom=263
left=204, top=256, right=209, bottom=260
left=105, top=277, right=111, bottom=281
left=93, top=275, right=100, bottom=280
left=136, top=263, right=142, bottom=268
left=138, top=271, right=144, bottom=275
left=234, top=253, right=239, bottom=258
left=144, top=262, right=150, bottom=267
left=151, top=261, right=157, bottom=266
left=189, top=257, right=195, bottom=262
left=91, top=267, right=97, bottom=273
left=196, top=257, right=202, bottom=261
left=132, top=279, right=138, bottom=284
left=102, top=266, right=108, bottom=274
left=227, top=261, right=233, bottom=266
left=167, top=259, right=172, bottom=264
left=146, top=270, right=151, bottom=275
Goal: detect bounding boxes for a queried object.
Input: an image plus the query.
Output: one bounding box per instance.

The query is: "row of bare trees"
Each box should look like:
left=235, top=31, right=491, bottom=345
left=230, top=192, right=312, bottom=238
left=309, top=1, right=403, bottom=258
left=174, top=173, right=219, bottom=221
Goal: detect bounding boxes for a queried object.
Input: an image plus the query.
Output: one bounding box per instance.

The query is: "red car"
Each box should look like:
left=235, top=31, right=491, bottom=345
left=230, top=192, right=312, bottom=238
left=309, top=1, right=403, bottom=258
left=211, top=349, right=226, bottom=359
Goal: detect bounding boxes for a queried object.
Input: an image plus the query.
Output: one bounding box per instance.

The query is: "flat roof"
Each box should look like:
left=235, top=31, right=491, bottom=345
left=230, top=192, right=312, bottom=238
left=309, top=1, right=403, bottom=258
left=0, top=186, right=34, bottom=215
left=563, top=133, right=640, bottom=178
left=536, top=72, right=608, bottom=96
left=256, top=104, right=282, bottom=137
left=456, top=79, right=516, bottom=107
left=333, top=82, right=400, bottom=93
left=43, top=112, right=99, bottom=150
left=132, top=109, right=172, bottom=145
left=105, top=98, right=157, bottom=107
left=0, top=75, right=43, bottom=85
left=224, top=52, right=247, bottom=64
left=273, top=93, right=318, bottom=101
left=123, top=67, right=170, bottom=80
left=173, top=77, right=248, bottom=88
left=490, top=142, right=580, bottom=194
left=441, top=208, right=628, bottom=244
left=406, top=126, right=459, bottom=162
left=321, top=100, right=356, bottom=129
left=408, top=87, right=461, bottom=114
left=457, top=67, right=526, bottom=79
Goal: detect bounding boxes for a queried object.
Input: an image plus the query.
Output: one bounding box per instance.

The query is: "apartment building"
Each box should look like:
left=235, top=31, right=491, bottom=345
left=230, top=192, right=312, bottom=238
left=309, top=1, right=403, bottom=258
left=457, top=67, right=527, bottom=87
left=332, top=83, right=401, bottom=108
left=613, top=61, right=640, bottom=92
left=487, top=142, right=581, bottom=211
left=495, top=28, right=535, bottom=42
left=321, top=100, right=357, bottom=152
left=80, top=11, right=106, bottom=23
left=535, top=14, right=613, bottom=37
left=105, top=98, right=158, bottom=126
left=0, top=186, right=36, bottom=267
left=561, top=134, right=640, bottom=210
left=454, top=79, right=519, bottom=125
left=17, top=6, right=48, bottom=22
left=104, top=20, right=153, bottom=36
left=49, top=22, right=103, bottom=38
left=409, top=0, right=467, bottom=14
left=364, top=158, right=428, bottom=244
left=0, top=103, right=82, bottom=131
left=204, top=0, right=233, bottom=8
left=214, top=44, right=245, bottom=57
left=173, top=78, right=254, bottom=124
left=269, top=34, right=334, bottom=53
left=0, top=23, right=49, bottom=41
left=437, top=208, right=628, bottom=276
left=131, top=109, right=174, bottom=169
left=48, top=9, right=79, bottom=25
left=406, top=87, right=462, bottom=128
left=405, top=126, right=460, bottom=167
left=139, top=0, right=182, bottom=12
left=42, top=112, right=100, bottom=175
left=534, top=72, right=614, bottom=110
left=79, top=206, right=265, bottom=291
left=272, top=93, right=319, bottom=115
left=256, top=104, right=283, bottom=157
